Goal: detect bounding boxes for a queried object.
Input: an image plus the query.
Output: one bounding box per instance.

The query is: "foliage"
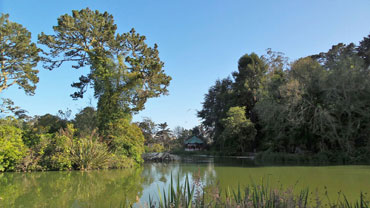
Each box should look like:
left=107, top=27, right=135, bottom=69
left=198, top=77, right=234, bottom=150
left=199, top=34, right=370, bottom=160
left=138, top=118, right=189, bottom=152
left=73, top=106, right=98, bottom=136
left=156, top=122, right=173, bottom=149
left=220, top=106, right=256, bottom=154
left=173, top=126, right=187, bottom=140
left=17, top=133, right=52, bottom=171
left=0, top=13, right=40, bottom=95
left=137, top=117, right=157, bottom=144
left=32, top=113, right=68, bottom=134
left=149, top=174, right=369, bottom=208
left=105, top=118, right=145, bottom=164
left=356, top=34, right=370, bottom=69
left=256, top=47, right=370, bottom=156
left=145, top=143, right=165, bottom=153
left=232, top=53, right=267, bottom=122
left=38, top=8, right=171, bottom=112
left=42, top=126, right=74, bottom=170
left=69, top=131, right=110, bottom=170
left=37, top=9, right=170, bottom=166
left=0, top=98, right=29, bottom=119
left=0, top=118, right=27, bottom=171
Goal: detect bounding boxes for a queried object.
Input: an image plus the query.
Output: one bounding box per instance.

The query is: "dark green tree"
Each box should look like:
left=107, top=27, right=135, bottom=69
left=198, top=77, right=234, bottom=149
left=0, top=14, right=40, bottom=117
left=155, top=122, right=173, bottom=149
left=38, top=8, right=171, bottom=113
left=38, top=8, right=171, bottom=161
left=357, top=34, right=370, bottom=68
left=173, top=126, right=191, bottom=144
left=232, top=53, right=267, bottom=122
left=137, top=117, right=157, bottom=145
left=0, top=13, right=40, bottom=95
left=33, top=113, right=68, bottom=134
left=73, top=107, right=98, bottom=136
left=220, top=106, right=256, bottom=153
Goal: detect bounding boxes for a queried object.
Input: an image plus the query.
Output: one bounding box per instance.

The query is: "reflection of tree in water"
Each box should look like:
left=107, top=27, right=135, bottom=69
left=1, top=161, right=221, bottom=207
left=141, top=161, right=217, bottom=191
left=0, top=168, right=144, bottom=207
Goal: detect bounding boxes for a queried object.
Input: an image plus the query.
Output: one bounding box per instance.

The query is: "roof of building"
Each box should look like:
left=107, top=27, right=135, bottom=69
left=184, top=136, right=204, bottom=144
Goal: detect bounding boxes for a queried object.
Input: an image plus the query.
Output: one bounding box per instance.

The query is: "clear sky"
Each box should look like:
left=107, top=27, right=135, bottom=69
left=1, top=0, right=370, bottom=130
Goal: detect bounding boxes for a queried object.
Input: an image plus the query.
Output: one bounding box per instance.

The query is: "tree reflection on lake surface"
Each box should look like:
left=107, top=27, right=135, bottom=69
left=1, top=156, right=370, bottom=207
left=0, top=168, right=144, bottom=207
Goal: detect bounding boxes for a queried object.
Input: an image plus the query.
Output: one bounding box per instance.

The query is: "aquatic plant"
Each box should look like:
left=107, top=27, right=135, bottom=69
left=146, top=175, right=369, bottom=208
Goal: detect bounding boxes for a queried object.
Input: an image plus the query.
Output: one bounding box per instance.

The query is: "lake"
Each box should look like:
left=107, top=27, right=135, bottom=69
left=0, top=156, right=369, bottom=207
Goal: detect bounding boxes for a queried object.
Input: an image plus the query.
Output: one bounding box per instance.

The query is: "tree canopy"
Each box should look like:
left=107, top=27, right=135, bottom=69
left=38, top=8, right=171, bottom=114
left=0, top=13, right=40, bottom=95
left=199, top=34, right=370, bottom=160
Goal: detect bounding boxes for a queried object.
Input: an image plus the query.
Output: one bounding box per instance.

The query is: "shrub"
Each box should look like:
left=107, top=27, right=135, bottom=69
left=0, top=121, right=27, bottom=171
left=145, top=143, right=165, bottom=153
left=41, top=125, right=75, bottom=170
left=69, top=134, right=110, bottom=170
left=17, top=133, right=52, bottom=171
left=109, top=154, right=136, bottom=169
left=43, top=125, right=112, bottom=170
left=105, top=118, right=145, bottom=164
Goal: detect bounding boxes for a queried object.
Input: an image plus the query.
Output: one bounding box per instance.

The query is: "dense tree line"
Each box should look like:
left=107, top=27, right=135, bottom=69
left=0, top=9, right=171, bottom=171
left=199, top=35, right=370, bottom=162
left=136, top=117, right=209, bottom=153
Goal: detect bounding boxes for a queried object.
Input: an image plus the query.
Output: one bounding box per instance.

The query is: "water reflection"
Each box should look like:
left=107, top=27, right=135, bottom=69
left=1, top=156, right=369, bottom=207
left=0, top=168, right=144, bottom=207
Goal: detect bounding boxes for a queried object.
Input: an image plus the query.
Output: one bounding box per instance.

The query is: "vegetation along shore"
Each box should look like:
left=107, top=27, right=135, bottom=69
left=1, top=6, right=370, bottom=208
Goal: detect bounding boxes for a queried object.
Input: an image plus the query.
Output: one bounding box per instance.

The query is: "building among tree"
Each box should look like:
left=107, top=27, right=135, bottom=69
left=184, top=136, right=204, bottom=151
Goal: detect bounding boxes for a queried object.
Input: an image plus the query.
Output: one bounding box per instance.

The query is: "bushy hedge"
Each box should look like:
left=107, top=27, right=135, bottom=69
left=0, top=119, right=27, bottom=171
left=0, top=117, right=145, bottom=172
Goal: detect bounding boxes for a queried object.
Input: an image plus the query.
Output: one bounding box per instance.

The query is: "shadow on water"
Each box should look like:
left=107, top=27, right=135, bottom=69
left=179, top=155, right=258, bottom=167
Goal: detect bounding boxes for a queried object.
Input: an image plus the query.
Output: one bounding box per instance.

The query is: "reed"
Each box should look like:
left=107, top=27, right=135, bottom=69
left=146, top=174, right=369, bottom=208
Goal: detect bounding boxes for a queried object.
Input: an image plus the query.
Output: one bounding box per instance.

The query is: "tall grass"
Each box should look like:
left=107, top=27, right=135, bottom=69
left=149, top=173, right=195, bottom=208
left=145, top=175, right=369, bottom=208
left=69, top=133, right=110, bottom=170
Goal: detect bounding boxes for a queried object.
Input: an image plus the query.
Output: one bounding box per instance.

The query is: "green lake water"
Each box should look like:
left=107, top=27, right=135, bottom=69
left=0, top=156, right=369, bottom=207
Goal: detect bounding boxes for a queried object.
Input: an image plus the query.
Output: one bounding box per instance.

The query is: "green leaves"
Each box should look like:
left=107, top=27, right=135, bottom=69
left=257, top=46, right=370, bottom=155
left=104, top=118, right=145, bottom=164
left=37, top=8, right=171, bottom=165
left=221, top=106, right=256, bottom=153
left=0, top=118, right=27, bottom=171
left=0, top=13, right=40, bottom=95
left=38, top=8, right=171, bottom=114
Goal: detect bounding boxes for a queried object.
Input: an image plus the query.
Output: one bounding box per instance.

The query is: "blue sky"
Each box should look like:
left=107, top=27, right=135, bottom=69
left=1, top=0, right=370, bottom=130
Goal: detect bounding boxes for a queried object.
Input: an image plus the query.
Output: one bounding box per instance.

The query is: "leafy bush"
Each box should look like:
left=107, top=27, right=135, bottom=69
left=43, top=127, right=74, bottom=170
left=145, top=143, right=165, bottom=153
left=73, top=107, right=98, bottom=136
left=105, top=118, right=145, bottom=164
left=109, top=154, right=136, bottom=169
left=17, top=133, right=52, bottom=171
left=0, top=120, right=27, bottom=171
left=44, top=125, right=111, bottom=170
left=220, top=106, right=256, bottom=154
left=69, top=133, right=110, bottom=170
